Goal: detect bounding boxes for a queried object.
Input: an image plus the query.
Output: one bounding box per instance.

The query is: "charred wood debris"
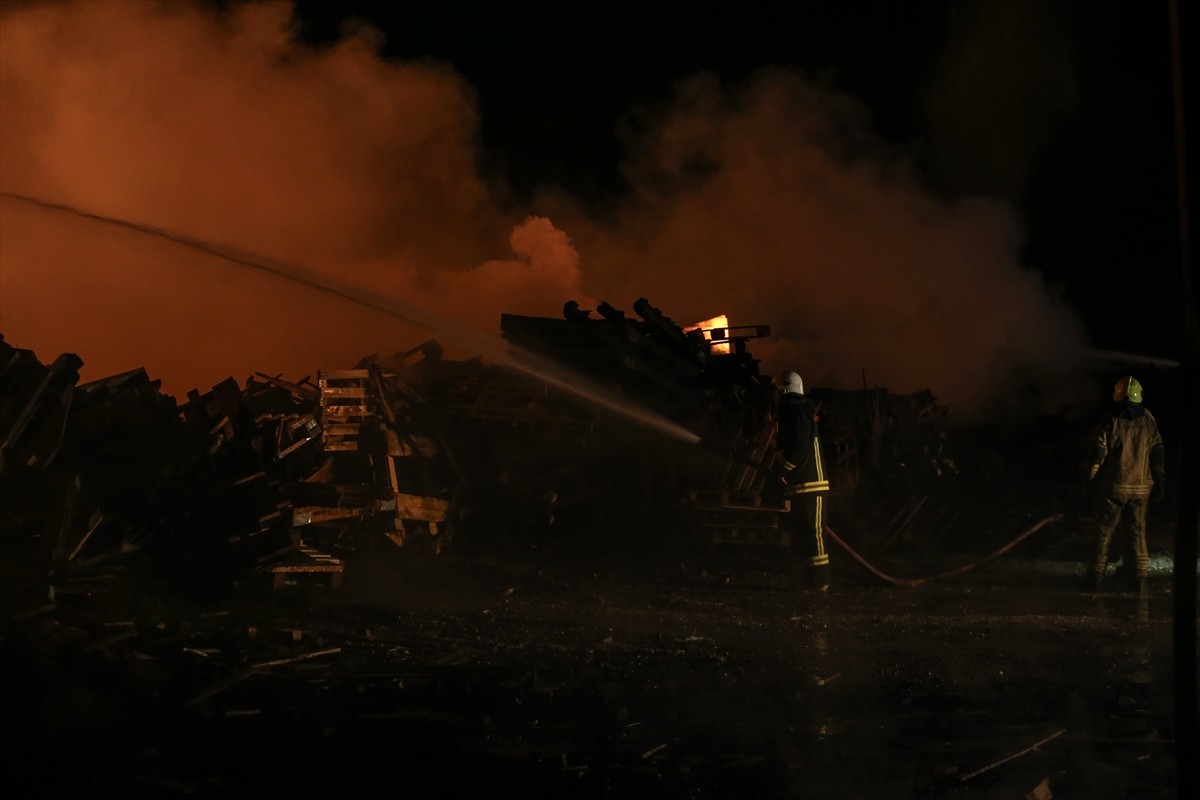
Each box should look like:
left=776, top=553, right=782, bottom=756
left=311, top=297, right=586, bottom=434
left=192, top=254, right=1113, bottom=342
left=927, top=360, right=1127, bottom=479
left=0, top=298, right=1094, bottom=786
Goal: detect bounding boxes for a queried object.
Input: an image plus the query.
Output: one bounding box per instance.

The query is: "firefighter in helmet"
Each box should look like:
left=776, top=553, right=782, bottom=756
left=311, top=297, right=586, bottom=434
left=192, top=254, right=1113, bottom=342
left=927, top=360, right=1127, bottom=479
left=774, top=371, right=831, bottom=590
left=1083, top=375, right=1165, bottom=592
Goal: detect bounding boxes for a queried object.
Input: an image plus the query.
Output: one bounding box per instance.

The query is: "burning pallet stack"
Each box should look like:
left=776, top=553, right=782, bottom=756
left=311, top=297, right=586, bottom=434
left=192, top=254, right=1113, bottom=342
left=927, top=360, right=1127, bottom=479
left=498, top=298, right=790, bottom=548
left=2, top=295, right=1015, bottom=602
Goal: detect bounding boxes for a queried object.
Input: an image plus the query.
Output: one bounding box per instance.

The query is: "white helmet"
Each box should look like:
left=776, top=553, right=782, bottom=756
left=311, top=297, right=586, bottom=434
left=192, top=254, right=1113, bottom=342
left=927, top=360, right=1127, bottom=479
left=777, top=370, right=804, bottom=394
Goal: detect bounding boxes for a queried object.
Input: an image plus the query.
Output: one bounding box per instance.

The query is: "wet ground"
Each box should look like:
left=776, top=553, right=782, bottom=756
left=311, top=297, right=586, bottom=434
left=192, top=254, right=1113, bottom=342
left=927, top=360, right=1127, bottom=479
left=3, top=526, right=1185, bottom=800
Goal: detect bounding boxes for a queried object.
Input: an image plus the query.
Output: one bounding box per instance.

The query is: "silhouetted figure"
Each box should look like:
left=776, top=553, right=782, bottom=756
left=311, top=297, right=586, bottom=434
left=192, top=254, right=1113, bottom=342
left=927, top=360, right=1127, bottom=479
left=1082, top=375, right=1165, bottom=593
left=774, top=370, right=831, bottom=591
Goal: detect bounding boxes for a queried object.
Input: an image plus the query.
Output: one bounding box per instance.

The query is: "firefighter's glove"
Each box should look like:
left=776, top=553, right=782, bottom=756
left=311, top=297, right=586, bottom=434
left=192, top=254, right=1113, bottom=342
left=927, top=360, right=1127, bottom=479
left=772, top=465, right=789, bottom=489
left=772, top=454, right=792, bottom=488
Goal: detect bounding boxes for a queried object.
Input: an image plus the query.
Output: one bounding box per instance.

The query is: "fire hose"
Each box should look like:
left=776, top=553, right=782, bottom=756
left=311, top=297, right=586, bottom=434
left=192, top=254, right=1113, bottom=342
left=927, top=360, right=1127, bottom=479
left=822, top=515, right=1065, bottom=588
left=697, top=437, right=1067, bottom=588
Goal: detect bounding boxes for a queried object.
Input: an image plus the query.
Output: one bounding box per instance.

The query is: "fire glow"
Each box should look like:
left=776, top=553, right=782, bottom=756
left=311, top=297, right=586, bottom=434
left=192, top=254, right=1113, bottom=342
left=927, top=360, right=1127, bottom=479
left=685, top=315, right=732, bottom=355
left=0, top=0, right=1095, bottom=424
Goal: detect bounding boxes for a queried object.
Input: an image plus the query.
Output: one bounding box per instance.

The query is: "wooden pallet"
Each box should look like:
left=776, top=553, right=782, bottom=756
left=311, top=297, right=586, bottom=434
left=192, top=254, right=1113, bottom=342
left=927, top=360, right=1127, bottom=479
left=318, top=370, right=375, bottom=452
left=265, top=541, right=344, bottom=589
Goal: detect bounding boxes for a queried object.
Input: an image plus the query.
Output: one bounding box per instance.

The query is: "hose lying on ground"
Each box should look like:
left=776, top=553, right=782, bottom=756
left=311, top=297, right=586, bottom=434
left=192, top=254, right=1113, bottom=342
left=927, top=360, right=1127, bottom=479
left=822, top=514, right=1066, bottom=587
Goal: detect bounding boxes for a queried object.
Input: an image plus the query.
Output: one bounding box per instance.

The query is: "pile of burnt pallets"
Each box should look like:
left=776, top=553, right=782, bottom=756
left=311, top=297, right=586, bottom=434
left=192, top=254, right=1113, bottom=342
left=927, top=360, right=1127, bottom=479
left=4, top=294, right=1022, bottom=601
left=1, top=335, right=334, bottom=602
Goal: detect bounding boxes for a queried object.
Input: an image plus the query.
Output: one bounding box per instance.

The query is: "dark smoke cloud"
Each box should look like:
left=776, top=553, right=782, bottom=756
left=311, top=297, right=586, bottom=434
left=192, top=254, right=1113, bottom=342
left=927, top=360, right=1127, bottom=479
left=0, top=0, right=1091, bottom=423
left=538, top=70, right=1091, bottom=420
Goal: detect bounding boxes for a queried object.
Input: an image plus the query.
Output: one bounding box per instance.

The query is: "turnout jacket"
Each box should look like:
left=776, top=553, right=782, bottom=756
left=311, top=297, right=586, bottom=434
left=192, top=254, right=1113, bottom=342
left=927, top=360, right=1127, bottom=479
left=1088, top=402, right=1164, bottom=499
left=776, top=392, right=829, bottom=496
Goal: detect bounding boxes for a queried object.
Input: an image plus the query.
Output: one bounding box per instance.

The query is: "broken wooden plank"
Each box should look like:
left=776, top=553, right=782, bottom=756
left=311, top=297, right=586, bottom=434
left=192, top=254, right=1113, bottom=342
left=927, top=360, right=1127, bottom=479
left=395, top=492, right=450, bottom=522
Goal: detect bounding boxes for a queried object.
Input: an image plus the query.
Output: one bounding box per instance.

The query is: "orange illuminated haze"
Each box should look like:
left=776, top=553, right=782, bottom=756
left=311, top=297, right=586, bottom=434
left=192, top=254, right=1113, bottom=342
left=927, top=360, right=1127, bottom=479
left=685, top=316, right=732, bottom=355
left=0, top=0, right=1091, bottom=423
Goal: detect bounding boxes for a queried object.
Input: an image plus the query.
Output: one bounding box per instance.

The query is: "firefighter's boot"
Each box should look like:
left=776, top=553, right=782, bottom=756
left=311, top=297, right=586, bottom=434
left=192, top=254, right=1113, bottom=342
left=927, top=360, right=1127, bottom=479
left=807, top=564, right=830, bottom=592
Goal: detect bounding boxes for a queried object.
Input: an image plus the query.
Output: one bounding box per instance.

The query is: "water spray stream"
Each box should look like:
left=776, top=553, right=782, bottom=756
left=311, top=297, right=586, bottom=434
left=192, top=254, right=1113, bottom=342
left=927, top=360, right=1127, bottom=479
left=1084, top=348, right=1181, bottom=369
left=1, top=192, right=701, bottom=444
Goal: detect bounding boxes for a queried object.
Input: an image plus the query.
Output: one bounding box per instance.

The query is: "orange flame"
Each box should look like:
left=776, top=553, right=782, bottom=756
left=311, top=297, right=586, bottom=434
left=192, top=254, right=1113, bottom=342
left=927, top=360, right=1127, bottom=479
left=685, top=314, right=731, bottom=355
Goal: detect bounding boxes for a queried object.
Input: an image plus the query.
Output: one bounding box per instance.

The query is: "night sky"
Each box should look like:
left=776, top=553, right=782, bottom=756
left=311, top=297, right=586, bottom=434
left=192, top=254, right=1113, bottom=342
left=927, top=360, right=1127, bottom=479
left=0, top=0, right=1188, bottom=423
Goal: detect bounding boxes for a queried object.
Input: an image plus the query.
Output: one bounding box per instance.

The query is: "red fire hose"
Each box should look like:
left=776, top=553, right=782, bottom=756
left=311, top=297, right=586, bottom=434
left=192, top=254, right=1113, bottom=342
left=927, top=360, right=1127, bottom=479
left=822, top=514, right=1066, bottom=587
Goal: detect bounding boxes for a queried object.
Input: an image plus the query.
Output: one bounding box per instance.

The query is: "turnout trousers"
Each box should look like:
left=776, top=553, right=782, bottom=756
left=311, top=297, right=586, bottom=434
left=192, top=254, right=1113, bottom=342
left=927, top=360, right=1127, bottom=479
left=785, top=491, right=829, bottom=588
left=1091, top=495, right=1150, bottom=578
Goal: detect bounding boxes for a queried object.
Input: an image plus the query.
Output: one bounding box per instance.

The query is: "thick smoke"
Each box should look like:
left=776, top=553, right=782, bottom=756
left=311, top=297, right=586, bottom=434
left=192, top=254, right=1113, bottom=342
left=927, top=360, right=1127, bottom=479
left=539, top=71, right=1092, bottom=420
left=0, top=0, right=1091, bottom=423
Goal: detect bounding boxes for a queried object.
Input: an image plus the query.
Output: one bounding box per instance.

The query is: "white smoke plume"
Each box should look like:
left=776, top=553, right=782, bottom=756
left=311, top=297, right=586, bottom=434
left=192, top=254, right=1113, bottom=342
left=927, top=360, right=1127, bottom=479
left=0, top=0, right=1091, bottom=423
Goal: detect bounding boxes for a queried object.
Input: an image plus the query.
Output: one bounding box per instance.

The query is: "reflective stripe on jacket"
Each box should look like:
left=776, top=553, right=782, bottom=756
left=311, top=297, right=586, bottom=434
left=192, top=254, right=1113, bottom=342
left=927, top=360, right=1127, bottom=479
left=1090, top=403, right=1164, bottom=499
left=785, top=434, right=829, bottom=495
left=777, top=392, right=829, bottom=496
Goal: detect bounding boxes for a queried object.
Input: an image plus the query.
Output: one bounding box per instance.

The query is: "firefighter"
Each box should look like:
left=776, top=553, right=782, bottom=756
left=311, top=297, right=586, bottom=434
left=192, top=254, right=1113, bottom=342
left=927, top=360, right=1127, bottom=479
left=1082, top=375, right=1165, bottom=593
left=775, top=371, right=831, bottom=591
